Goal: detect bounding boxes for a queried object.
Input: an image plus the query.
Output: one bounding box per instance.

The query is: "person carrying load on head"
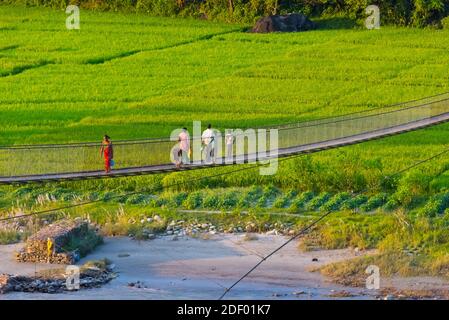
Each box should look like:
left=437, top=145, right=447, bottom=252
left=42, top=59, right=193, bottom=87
left=176, top=127, right=190, bottom=168
left=100, top=135, right=114, bottom=173
left=202, top=124, right=216, bottom=164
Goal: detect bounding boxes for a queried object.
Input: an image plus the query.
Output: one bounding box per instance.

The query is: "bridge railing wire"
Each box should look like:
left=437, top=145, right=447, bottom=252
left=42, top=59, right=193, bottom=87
left=1, top=93, right=449, bottom=178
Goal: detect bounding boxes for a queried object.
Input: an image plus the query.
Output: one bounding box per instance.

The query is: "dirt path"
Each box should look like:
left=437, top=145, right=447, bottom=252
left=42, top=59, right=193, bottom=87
left=0, top=234, right=447, bottom=300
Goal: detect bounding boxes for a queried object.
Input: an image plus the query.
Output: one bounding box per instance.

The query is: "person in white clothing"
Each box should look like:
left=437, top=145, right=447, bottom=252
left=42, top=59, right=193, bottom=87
left=202, top=124, right=215, bottom=163
left=225, top=131, right=234, bottom=160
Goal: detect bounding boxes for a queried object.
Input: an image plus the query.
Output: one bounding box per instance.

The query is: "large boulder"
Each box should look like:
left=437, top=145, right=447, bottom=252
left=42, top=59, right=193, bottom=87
left=252, top=13, right=315, bottom=33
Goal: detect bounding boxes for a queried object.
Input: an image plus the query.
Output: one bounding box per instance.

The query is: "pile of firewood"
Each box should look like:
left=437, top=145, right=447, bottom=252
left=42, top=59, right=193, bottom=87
left=15, top=220, right=98, bottom=264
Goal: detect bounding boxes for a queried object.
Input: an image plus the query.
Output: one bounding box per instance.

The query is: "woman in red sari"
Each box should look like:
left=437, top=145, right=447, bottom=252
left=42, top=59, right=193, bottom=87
left=100, top=135, right=114, bottom=173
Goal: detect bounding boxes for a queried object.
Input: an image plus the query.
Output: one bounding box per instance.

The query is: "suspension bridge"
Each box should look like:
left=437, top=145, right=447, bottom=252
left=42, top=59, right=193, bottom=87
left=1, top=92, right=449, bottom=185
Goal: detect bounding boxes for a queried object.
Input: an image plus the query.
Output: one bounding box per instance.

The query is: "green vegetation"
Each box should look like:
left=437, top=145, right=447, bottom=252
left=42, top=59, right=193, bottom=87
left=6, top=0, right=449, bottom=27
left=2, top=5, right=449, bottom=145
left=2, top=5, right=449, bottom=196
left=0, top=229, right=24, bottom=244
left=2, top=4, right=449, bottom=281
left=62, top=225, right=103, bottom=257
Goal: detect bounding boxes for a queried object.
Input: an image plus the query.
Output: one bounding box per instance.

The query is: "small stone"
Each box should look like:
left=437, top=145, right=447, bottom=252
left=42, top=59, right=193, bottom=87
left=293, top=291, right=305, bottom=296
left=118, top=253, right=130, bottom=258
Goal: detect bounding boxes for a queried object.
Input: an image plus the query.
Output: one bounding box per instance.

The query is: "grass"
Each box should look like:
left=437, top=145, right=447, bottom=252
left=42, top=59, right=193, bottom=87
left=1, top=4, right=449, bottom=145
left=0, top=229, right=23, bottom=244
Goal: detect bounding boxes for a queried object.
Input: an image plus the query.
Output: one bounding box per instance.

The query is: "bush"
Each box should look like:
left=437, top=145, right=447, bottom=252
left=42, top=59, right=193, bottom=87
left=238, top=186, right=262, bottom=208
left=204, top=194, right=220, bottom=209
left=183, top=191, right=203, bottom=209
left=442, top=16, right=449, bottom=28
left=418, top=192, right=449, bottom=217
left=171, top=192, right=188, bottom=206
left=361, top=193, right=388, bottom=212
left=125, top=194, right=151, bottom=205
left=289, top=191, right=315, bottom=212
left=322, top=192, right=351, bottom=211
left=219, top=191, right=239, bottom=209
left=273, top=195, right=289, bottom=208
left=341, top=194, right=368, bottom=210
left=306, top=192, right=331, bottom=211
left=383, top=197, right=400, bottom=211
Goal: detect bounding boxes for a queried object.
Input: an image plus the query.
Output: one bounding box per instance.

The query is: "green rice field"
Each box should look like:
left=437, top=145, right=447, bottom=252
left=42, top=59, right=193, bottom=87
left=2, top=4, right=449, bottom=196
left=2, top=4, right=449, bottom=145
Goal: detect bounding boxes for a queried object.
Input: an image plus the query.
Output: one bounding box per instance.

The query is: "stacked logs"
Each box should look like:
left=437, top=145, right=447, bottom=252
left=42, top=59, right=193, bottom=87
left=15, top=220, right=93, bottom=264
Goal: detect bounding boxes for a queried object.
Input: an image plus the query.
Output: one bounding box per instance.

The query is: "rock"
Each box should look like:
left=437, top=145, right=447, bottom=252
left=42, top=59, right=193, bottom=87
left=293, top=290, right=306, bottom=296
left=1, top=268, right=115, bottom=294
left=153, top=215, right=162, bottom=222
left=146, top=217, right=153, bottom=223
left=266, top=229, right=277, bottom=236
left=384, top=294, right=395, bottom=300
left=118, top=253, right=130, bottom=258
left=166, top=230, right=174, bottom=236
left=252, top=13, right=316, bottom=33
left=0, top=274, right=13, bottom=294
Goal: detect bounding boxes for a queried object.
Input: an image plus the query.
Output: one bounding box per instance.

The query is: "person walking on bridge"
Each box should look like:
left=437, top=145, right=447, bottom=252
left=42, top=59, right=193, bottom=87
left=176, top=127, right=190, bottom=168
left=202, top=124, right=216, bottom=164
left=100, top=135, right=114, bottom=173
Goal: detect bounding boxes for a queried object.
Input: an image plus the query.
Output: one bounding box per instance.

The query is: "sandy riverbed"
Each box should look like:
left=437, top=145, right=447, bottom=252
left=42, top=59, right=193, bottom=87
left=0, top=234, right=447, bottom=300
